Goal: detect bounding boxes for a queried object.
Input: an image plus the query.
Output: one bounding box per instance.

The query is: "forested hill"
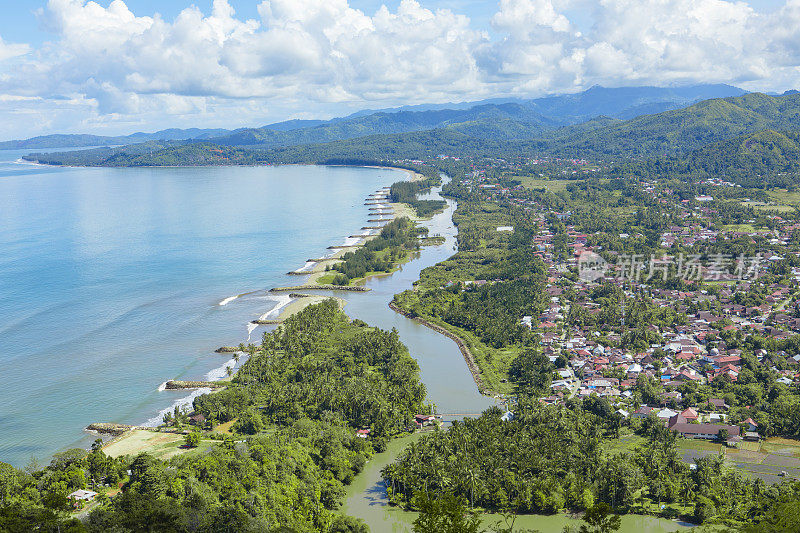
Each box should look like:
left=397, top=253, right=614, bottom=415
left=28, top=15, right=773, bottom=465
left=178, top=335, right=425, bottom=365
left=24, top=90, right=800, bottom=169
left=552, top=92, right=800, bottom=157
left=611, top=129, right=800, bottom=188
left=0, top=128, right=230, bottom=150
left=25, top=131, right=509, bottom=166
left=210, top=103, right=560, bottom=148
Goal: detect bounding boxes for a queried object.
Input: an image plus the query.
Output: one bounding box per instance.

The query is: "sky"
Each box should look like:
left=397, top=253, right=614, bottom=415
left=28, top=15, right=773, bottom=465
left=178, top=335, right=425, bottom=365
left=1, top=0, right=799, bottom=139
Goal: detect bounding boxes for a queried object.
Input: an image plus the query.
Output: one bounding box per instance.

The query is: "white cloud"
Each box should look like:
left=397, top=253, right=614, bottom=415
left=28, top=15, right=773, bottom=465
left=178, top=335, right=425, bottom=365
left=0, top=36, right=30, bottom=62
left=3, top=0, right=800, bottom=138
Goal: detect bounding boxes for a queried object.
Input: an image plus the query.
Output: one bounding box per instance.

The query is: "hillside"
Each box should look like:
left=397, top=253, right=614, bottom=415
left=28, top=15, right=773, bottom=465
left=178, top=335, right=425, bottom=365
left=610, top=129, right=800, bottom=188
left=211, top=103, right=558, bottom=148
left=553, top=92, right=800, bottom=157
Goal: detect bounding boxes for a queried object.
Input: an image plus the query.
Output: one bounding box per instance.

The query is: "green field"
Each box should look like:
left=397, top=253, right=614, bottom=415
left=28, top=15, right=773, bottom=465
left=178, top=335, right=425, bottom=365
left=103, top=429, right=215, bottom=460
left=516, top=177, right=575, bottom=193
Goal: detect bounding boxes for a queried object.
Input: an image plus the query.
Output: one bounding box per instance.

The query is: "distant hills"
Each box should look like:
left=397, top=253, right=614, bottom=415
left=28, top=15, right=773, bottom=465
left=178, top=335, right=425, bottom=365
left=205, top=84, right=747, bottom=150
left=4, top=84, right=744, bottom=151
left=0, top=129, right=230, bottom=150
left=24, top=83, right=800, bottom=190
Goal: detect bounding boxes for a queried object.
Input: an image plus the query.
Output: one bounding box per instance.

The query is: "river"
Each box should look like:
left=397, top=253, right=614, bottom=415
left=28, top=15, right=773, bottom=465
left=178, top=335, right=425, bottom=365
left=325, top=180, right=692, bottom=533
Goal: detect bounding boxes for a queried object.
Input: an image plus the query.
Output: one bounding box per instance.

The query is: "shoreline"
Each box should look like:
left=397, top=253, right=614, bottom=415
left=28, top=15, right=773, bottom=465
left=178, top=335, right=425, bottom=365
left=81, top=165, right=450, bottom=469
left=84, top=165, right=416, bottom=440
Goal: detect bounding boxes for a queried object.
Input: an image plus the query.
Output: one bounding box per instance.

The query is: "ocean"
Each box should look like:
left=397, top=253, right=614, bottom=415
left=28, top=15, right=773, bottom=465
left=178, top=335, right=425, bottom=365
left=0, top=151, right=401, bottom=467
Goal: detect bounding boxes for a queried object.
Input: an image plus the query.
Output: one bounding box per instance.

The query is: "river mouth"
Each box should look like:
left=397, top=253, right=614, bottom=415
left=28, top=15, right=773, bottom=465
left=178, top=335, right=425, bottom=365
left=331, top=179, right=692, bottom=533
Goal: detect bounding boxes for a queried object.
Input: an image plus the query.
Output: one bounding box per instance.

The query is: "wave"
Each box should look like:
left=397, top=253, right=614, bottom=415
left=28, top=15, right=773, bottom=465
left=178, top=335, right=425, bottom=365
left=142, top=387, right=212, bottom=427
left=260, top=294, right=293, bottom=320
left=246, top=294, right=293, bottom=341
left=218, top=295, right=239, bottom=306
left=157, top=381, right=167, bottom=392
left=295, top=260, right=316, bottom=272
left=206, top=356, right=238, bottom=381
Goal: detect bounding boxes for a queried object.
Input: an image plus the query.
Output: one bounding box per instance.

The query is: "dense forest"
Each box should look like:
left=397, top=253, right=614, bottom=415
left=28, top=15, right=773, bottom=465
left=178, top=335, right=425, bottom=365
left=383, top=400, right=800, bottom=530
left=0, top=301, right=428, bottom=532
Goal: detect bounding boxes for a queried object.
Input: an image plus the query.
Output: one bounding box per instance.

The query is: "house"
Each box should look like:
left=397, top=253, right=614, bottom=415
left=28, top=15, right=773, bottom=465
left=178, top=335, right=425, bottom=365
left=667, top=415, right=740, bottom=441
left=744, top=431, right=761, bottom=442
left=631, top=406, right=653, bottom=419
left=69, top=489, right=98, bottom=502
left=708, top=398, right=729, bottom=411
left=414, top=414, right=436, bottom=427
left=356, top=429, right=370, bottom=439
left=744, top=418, right=759, bottom=432
left=680, top=407, right=699, bottom=421
left=656, top=408, right=679, bottom=421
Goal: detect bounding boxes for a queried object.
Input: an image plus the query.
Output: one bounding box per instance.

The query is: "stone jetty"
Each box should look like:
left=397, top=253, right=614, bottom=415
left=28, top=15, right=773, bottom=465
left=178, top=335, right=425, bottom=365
left=270, top=284, right=370, bottom=292
left=165, top=380, right=227, bottom=390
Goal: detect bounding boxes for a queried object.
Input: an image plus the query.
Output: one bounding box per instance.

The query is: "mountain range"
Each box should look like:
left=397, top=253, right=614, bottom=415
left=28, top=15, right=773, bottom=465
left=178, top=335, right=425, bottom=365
left=24, top=84, right=800, bottom=188
left=2, top=84, right=744, bottom=151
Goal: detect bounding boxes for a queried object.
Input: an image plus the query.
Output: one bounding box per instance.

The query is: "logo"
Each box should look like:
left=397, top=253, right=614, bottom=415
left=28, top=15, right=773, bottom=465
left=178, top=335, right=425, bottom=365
left=578, top=251, right=608, bottom=282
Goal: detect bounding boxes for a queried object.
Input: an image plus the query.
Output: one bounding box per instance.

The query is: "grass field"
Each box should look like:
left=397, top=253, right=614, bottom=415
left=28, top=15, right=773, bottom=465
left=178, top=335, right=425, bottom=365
left=766, top=189, right=800, bottom=206
left=103, top=429, right=214, bottom=460
left=213, top=419, right=237, bottom=434
left=721, top=223, right=768, bottom=233
left=748, top=187, right=800, bottom=213
left=517, top=177, right=574, bottom=193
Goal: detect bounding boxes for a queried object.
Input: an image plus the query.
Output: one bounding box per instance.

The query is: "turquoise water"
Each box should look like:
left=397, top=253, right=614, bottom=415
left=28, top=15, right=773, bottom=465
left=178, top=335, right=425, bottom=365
left=0, top=150, right=399, bottom=467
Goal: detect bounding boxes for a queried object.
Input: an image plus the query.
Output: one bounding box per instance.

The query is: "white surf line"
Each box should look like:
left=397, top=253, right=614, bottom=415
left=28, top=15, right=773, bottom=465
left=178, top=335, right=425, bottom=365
left=143, top=388, right=211, bottom=427
left=247, top=294, right=293, bottom=341
left=219, top=295, right=239, bottom=306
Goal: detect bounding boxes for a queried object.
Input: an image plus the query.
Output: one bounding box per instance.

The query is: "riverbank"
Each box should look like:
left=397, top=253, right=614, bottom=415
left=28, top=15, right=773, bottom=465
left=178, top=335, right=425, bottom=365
left=389, top=301, right=489, bottom=396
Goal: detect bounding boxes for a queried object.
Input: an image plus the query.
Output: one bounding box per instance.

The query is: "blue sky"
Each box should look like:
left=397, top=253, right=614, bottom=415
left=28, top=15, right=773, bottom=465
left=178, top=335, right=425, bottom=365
left=1, top=0, right=799, bottom=139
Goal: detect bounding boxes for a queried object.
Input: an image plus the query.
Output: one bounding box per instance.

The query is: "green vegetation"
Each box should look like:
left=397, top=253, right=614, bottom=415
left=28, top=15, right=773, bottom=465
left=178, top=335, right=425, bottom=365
left=383, top=400, right=800, bottom=530
left=0, top=301, right=428, bottom=532
left=389, top=174, right=446, bottom=218
left=326, top=217, right=425, bottom=285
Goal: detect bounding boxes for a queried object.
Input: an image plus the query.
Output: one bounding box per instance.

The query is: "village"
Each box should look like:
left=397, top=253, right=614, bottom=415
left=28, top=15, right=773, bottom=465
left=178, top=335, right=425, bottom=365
left=441, top=157, right=800, bottom=461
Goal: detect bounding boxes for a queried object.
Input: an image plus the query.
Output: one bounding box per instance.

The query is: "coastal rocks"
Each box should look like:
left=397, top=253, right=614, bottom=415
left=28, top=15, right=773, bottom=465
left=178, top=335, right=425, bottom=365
left=165, top=380, right=227, bottom=389
left=86, top=423, right=135, bottom=435
left=215, top=346, right=239, bottom=353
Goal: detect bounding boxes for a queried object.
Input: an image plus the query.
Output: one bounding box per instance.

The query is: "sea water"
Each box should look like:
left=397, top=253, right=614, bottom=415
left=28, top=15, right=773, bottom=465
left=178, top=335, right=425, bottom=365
left=0, top=150, right=399, bottom=467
